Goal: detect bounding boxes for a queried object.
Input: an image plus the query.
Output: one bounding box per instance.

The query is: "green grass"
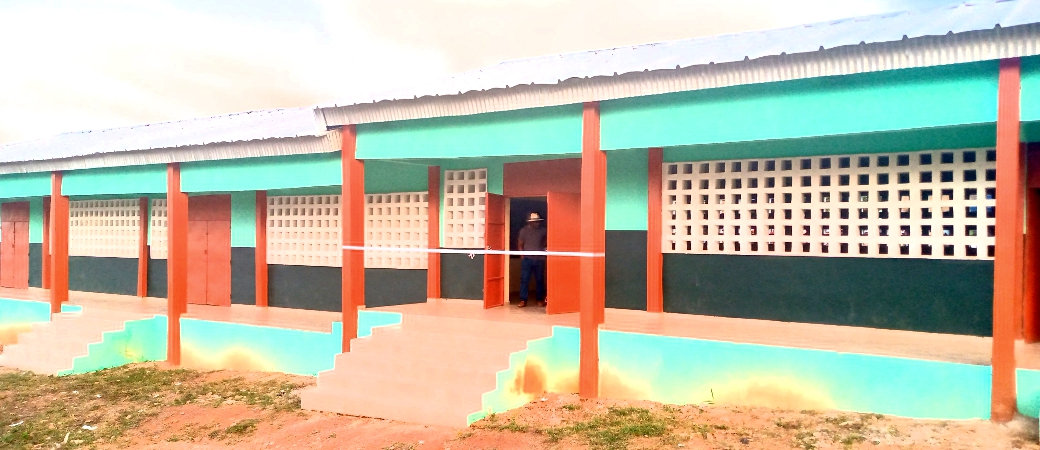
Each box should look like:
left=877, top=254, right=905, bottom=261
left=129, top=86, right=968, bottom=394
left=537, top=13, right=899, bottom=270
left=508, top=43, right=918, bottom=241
left=0, top=365, right=304, bottom=449
left=544, top=406, right=673, bottom=450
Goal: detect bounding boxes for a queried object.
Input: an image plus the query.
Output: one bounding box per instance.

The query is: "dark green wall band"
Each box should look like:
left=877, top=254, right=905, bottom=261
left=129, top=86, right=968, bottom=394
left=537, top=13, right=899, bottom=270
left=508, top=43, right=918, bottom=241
left=231, top=248, right=256, bottom=305
left=269, top=264, right=342, bottom=312
left=662, top=254, right=993, bottom=336
left=147, top=258, right=168, bottom=298
left=365, top=268, right=427, bottom=307
left=441, top=253, right=485, bottom=300
left=28, top=243, right=41, bottom=288
left=69, top=256, right=138, bottom=296
left=605, top=231, right=647, bottom=311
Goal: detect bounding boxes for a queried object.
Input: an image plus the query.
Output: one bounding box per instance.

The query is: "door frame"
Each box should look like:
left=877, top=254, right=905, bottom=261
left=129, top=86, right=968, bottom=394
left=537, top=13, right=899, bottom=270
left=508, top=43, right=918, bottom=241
left=483, top=193, right=507, bottom=309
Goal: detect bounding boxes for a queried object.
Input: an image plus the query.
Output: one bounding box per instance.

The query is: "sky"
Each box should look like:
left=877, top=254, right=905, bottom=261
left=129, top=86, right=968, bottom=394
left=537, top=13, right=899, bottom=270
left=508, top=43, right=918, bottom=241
left=0, top=0, right=961, bottom=146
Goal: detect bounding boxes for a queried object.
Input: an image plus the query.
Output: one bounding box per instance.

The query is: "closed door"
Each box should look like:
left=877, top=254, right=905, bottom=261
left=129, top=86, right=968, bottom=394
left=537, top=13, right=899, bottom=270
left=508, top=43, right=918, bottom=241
left=187, top=195, right=231, bottom=306
left=0, top=202, right=30, bottom=289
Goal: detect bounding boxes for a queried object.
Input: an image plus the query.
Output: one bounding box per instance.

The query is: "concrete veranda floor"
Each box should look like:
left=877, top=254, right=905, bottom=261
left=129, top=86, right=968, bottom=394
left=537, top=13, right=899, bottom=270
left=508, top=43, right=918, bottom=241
left=2, top=286, right=1037, bottom=368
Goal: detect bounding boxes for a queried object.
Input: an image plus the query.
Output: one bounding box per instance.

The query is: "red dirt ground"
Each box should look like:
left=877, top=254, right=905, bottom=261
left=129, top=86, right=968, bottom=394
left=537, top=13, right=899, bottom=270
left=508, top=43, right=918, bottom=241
left=100, top=370, right=1039, bottom=450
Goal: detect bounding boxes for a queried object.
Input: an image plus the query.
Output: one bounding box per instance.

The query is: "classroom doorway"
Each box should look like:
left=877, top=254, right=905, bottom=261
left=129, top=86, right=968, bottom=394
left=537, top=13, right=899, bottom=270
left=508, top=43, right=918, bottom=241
left=508, top=195, right=581, bottom=314
left=187, top=195, right=232, bottom=306
left=509, top=197, right=548, bottom=306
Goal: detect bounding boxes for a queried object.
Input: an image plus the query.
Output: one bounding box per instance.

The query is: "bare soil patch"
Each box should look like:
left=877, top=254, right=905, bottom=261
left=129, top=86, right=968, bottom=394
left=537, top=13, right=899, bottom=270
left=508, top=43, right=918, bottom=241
left=1, top=364, right=1036, bottom=449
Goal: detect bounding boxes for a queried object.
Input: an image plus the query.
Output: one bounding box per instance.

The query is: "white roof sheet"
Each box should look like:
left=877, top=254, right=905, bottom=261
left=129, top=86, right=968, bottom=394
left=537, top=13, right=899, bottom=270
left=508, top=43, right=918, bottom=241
left=324, top=0, right=1040, bottom=108
left=0, top=107, right=326, bottom=165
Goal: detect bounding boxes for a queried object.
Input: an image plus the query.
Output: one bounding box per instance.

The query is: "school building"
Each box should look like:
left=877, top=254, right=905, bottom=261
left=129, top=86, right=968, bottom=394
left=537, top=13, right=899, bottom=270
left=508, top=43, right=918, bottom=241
left=2, top=0, right=1040, bottom=427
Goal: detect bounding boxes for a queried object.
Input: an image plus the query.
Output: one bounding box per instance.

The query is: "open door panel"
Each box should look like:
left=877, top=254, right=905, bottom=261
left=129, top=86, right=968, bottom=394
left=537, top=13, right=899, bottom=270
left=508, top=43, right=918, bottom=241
left=484, top=193, right=506, bottom=309
left=547, top=192, right=580, bottom=314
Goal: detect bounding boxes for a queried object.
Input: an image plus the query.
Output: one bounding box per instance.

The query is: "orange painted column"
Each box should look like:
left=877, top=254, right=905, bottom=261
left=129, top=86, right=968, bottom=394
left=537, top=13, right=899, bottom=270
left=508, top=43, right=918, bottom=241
left=166, top=163, right=189, bottom=365
left=579, top=102, right=606, bottom=398
left=427, top=165, right=441, bottom=299
left=342, top=125, right=365, bottom=352
left=647, top=148, right=664, bottom=313
left=41, top=197, right=51, bottom=290
left=49, top=172, right=69, bottom=314
left=137, top=197, right=149, bottom=297
left=992, top=57, right=1023, bottom=423
left=256, top=190, right=269, bottom=307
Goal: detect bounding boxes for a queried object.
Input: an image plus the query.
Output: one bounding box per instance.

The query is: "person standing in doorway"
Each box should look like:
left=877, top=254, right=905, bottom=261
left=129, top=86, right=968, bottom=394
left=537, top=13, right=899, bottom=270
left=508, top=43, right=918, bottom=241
left=517, top=212, right=547, bottom=307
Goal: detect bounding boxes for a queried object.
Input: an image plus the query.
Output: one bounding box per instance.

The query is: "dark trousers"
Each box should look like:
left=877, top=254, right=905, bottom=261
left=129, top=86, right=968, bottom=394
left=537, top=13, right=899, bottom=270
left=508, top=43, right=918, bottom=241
left=519, top=257, right=546, bottom=302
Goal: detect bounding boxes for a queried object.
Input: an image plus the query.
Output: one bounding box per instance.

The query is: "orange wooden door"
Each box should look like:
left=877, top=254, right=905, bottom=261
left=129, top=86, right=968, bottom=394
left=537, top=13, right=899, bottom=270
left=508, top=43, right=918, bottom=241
left=547, top=192, right=581, bottom=314
left=187, top=195, right=232, bottom=306
left=0, top=202, right=30, bottom=289
left=484, top=193, right=506, bottom=309
left=186, top=221, right=209, bottom=305
left=205, top=220, right=231, bottom=306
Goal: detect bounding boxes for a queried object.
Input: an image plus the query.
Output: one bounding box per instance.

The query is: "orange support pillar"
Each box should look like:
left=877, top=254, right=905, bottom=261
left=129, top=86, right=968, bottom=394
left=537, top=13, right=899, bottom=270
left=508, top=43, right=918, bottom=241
left=41, top=197, right=51, bottom=290
left=342, top=125, right=365, bottom=352
left=647, top=148, right=664, bottom=313
left=166, top=163, right=189, bottom=365
left=427, top=165, right=441, bottom=299
left=992, top=57, right=1023, bottom=423
left=137, top=197, right=149, bottom=297
left=579, top=102, right=606, bottom=398
left=256, top=190, right=269, bottom=307
left=49, top=172, right=69, bottom=314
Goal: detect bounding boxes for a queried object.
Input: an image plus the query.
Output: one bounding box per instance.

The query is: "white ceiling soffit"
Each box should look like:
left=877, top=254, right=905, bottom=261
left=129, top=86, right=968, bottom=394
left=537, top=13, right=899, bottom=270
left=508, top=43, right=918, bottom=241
left=320, top=0, right=1040, bottom=126
left=0, top=130, right=341, bottom=175
left=0, top=107, right=328, bottom=168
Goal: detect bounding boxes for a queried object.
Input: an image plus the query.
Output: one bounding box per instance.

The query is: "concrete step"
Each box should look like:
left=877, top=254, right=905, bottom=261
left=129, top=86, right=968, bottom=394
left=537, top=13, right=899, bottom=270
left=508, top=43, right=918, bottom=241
left=302, top=311, right=554, bottom=427
left=300, top=387, right=480, bottom=428
left=399, top=314, right=552, bottom=339
left=0, top=309, right=150, bottom=376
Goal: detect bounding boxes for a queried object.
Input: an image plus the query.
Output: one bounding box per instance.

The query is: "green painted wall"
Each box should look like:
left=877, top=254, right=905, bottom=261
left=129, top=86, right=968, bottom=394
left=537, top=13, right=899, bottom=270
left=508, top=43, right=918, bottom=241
left=356, top=105, right=583, bottom=160
left=366, top=160, right=428, bottom=194
left=231, top=191, right=256, bottom=248
left=663, top=254, right=993, bottom=336
left=180, top=311, right=402, bottom=376
left=181, top=153, right=341, bottom=193
left=0, top=172, right=50, bottom=199
left=477, top=326, right=991, bottom=423
left=606, top=149, right=648, bottom=231
left=28, top=197, right=43, bottom=243
left=267, top=186, right=341, bottom=196
left=1021, top=55, right=1040, bottom=123
left=62, top=165, right=166, bottom=196
left=1019, top=369, right=1040, bottom=418
left=603, top=61, right=999, bottom=151
left=663, top=123, right=997, bottom=162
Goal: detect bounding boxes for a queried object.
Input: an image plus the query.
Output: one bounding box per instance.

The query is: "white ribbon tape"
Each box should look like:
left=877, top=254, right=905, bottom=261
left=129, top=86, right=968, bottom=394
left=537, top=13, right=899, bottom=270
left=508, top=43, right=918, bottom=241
left=341, top=245, right=603, bottom=258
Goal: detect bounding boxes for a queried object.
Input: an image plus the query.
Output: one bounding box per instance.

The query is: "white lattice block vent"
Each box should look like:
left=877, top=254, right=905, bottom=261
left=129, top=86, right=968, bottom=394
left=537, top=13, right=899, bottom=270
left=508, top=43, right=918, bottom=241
left=268, top=195, right=342, bottom=267
left=663, top=149, right=997, bottom=260
left=69, top=199, right=141, bottom=258
left=443, top=169, right=487, bottom=249
left=149, top=199, right=168, bottom=260
left=365, top=192, right=429, bottom=269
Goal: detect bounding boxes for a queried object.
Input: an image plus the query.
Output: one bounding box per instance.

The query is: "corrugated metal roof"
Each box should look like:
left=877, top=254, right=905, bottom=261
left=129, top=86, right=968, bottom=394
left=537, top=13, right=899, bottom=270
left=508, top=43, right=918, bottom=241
left=321, top=0, right=1040, bottom=125
left=0, top=131, right=341, bottom=175
left=0, top=107, right=327, bottom=167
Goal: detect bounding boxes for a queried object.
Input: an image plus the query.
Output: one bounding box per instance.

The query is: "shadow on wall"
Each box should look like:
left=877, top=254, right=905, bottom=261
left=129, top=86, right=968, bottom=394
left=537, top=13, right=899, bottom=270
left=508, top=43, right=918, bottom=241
left=0, top=298, right=53, bottom=346
left=472, top=326, right=993, bottom=424
left=179, top=311, right=403, bottom=376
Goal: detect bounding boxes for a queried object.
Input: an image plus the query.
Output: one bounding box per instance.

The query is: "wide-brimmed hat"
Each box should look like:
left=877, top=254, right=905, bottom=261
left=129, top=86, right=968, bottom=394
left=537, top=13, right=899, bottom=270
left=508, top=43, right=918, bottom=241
left=527, top=212, right=544, bottom=222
